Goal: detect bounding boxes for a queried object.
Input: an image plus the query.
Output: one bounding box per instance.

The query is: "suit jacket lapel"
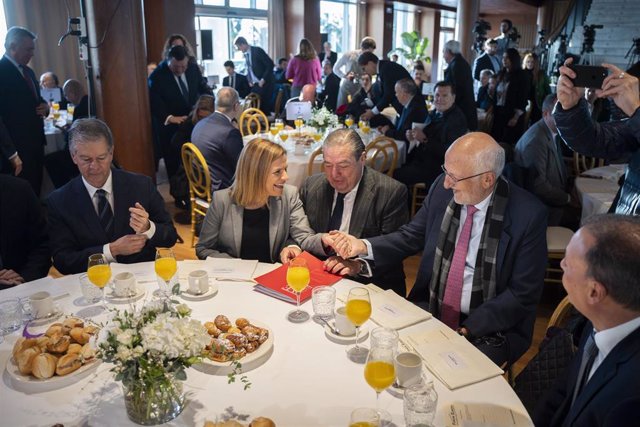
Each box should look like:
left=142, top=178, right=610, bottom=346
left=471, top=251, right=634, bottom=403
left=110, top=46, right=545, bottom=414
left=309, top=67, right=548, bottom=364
left=268, top=196, right=283, bottom=261
left=71, top=176, right=108, bottom=242
left=111, top=170, right=131, bottom=237
left=496, top=204, right=512, bottom=275
left=350, top=168, right=373, bottom=237
left=230, top=201, right=244, bottom=257
left=317, top=180, right=334, bottom=232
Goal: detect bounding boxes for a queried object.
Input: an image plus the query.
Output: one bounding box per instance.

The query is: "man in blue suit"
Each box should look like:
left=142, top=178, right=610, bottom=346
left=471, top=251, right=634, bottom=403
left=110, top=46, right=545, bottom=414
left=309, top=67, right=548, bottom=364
left=234, top=36, right=275, bottom=115
left=534, top=214, right=640, bottom=426
left=191, top=87, right=244, bottom=192
left=47, top=119, right=178, bottom=274
left=328, top=132, right=547, bottom=366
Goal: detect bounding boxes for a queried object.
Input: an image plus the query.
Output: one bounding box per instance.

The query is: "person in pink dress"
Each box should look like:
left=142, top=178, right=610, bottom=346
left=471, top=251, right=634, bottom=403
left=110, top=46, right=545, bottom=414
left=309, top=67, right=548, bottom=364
left=286, top=38, right=322, bottom=100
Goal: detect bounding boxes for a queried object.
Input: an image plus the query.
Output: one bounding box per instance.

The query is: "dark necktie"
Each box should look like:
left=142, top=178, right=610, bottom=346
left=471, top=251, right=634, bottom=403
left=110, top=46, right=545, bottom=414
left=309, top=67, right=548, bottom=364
left=95, top=189, right=114, bottom=238
left=177, top=75, right=189, bottom=104
left=554, top=134, right=568, bottom=183
left=571, top=332, right=598, bottom=405
left=327, top=192, right=346, bottom=232
left=441, top=205, right=478, bottom=329
left=397, top=106, right=409, bottom=130
left=245, top=52, right=253, bottom=73
left=20, top=65, right=37, bottom=99
left=231, top=74, right=235, bottom=89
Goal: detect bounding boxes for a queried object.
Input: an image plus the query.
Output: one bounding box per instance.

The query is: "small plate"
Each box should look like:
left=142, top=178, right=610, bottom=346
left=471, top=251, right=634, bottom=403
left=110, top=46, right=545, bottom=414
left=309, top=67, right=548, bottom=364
left=324, top=324, right=369, bottom=345
left=387, top=371, right=430, bottom=399
left=28, top=305, right=63, bottom=326
left=105, top=287, right=146, bottom=303
left=178, top=279, right=219, bottom=301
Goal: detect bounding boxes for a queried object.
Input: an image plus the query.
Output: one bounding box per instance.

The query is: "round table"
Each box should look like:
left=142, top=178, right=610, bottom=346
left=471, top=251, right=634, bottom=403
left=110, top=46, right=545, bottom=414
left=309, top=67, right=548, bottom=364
left=574, top=164, right=626, bottom=223
left=0, top=261, right=530, bottom=426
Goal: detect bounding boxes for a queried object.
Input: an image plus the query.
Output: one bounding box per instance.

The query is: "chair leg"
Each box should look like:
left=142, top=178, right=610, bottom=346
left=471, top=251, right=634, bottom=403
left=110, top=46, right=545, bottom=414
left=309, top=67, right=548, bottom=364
left=190, top=207, right=197, bottom=248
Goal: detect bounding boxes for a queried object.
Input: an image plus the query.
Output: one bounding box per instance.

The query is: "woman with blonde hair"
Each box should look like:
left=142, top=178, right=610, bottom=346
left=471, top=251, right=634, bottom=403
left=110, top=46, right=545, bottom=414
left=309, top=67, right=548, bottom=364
left=286, top=38, right=322, bottom=99
left=196, top=138, right=326, bottom=263
left=522, top=52, right=550, bottom=124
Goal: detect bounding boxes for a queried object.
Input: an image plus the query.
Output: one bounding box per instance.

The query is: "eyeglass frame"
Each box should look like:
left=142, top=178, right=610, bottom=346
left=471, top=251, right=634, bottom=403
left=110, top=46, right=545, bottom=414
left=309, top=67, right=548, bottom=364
left=441, top=164, right=493, bottom=184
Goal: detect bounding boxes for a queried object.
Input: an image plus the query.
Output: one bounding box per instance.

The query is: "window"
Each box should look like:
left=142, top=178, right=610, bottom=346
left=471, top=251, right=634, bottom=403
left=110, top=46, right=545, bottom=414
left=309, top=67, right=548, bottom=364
left=437, top=10, right=456, bottom=81
left=195, top=1, right=268, bottom=83
left=392, top=8, right=415, bottom=67
left=0, top=1, right=6, bottom=46
left=320, top=1, right=357, bottom=54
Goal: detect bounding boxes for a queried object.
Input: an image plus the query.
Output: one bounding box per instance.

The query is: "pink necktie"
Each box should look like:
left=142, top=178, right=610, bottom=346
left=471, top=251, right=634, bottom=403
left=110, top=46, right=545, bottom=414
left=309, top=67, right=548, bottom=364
left=441, top=205, right=478, bottom=329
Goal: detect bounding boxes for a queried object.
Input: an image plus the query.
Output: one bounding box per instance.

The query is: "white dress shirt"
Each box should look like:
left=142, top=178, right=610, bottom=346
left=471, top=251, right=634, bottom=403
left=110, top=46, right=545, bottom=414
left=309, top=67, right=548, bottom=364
left=81, top=172, right=156, bottom=262
left=331, top=179, right=362, bottom=233
left=589, top=316, right=640, bottom=381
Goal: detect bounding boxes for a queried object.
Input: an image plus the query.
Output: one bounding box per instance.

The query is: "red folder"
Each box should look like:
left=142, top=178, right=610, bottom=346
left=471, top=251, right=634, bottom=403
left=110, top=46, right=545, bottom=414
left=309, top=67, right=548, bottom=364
left=253, top=251, right=342, bottom=304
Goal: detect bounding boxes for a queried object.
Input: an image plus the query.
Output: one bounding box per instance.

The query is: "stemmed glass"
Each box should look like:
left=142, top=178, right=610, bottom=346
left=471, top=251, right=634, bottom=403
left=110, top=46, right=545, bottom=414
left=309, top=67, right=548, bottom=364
left=345, top=115, right=355, bottom=128
left=295, top=115, right=305, bottom=135
left=87, top=253, right=111, bottom=309
left=349, top=407, right=380, bottom=427
left=286, top=257, right=311, bottom=323
left=365, top=327, right=399, bottom=426
left=275, top=118, right=284, bottom=131
left=269, top=123, right=280, bottom=141
left=155, top=248, right=177, bottom=298
left=346, top=287, right=372, bottom=363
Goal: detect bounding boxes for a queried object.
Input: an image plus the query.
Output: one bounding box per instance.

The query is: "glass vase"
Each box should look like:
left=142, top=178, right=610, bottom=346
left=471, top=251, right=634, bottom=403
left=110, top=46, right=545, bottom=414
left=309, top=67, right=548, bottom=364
left=122, top=375, right=186, bottom=425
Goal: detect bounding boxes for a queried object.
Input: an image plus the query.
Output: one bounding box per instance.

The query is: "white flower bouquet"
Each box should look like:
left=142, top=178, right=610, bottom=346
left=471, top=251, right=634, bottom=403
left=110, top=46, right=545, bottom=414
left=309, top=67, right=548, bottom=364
left=307, top=106, right=339, bottom=131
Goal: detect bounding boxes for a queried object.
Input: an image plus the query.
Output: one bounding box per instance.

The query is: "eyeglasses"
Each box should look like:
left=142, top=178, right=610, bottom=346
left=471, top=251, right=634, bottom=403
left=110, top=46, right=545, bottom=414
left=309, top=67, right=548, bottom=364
left=441, top=165, right=492, bottom=184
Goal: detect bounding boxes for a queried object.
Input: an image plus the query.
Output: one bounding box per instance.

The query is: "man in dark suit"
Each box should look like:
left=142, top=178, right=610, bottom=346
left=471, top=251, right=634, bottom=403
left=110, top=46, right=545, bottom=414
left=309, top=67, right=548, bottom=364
left=0, top=26, right=49, bottom=195
left=514, top=95, right=570, bottom=226
left=318, top=41, right=338, bottom=67
left=318, top=59, right=340, bottom=112
left=62, top=79, right=89, bottom=121
left=0, top=174, right=50, bottom=289
left=443, top=40, right=478, bottom=130
left=222, top=60, right=250, bottom=99
left=472, top=38, right=501, bottom=80
left=357, top=51, right=412, bottom=122
left=47, top=119, right=178, bottom=274
left=329, top=133, right=547, bottom=366
left=301, top=129, right=409, bottom=296
left=534, top=214, right=640, bottom=427
left=378, top=78, right=428, bottom=142
left=148, top=45, right=210, bottom=179
left=191, top=87, right=244, bottom=192
left=234, top=36, right=275, bottom=115
left=394, top=81, right=468, bottom=189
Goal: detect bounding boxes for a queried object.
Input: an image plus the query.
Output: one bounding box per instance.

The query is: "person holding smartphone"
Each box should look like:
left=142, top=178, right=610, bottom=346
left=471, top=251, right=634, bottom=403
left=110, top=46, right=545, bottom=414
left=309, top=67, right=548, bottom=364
left=554, top=58, right=640, bottom=215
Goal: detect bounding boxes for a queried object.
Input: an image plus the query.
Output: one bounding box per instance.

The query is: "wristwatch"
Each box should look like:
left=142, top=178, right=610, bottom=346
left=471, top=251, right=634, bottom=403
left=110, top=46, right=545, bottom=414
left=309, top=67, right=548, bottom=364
left=357, top=259, right=371, bottom=276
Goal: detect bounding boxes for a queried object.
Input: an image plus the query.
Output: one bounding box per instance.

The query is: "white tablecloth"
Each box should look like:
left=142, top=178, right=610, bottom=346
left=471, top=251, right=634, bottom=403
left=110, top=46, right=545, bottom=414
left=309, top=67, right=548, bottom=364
left=243, top=132, right=406, bottom=189
left=0, top=262, right=530, bottom=426
left=575, top=164, right=626, bottom=223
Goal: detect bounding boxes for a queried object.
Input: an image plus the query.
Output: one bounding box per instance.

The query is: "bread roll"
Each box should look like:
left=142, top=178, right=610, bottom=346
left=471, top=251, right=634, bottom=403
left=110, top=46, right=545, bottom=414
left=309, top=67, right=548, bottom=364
left=70, top=327, right=90, bottom=344
left=62, top=317, right=84, bottom=329
left=12, top=337, right=38, bottom=360
left=56, top=353, right=82, bottom=376
left=80, top=343, right=95, bottom=360
left=45, top=324, right=64, bottom=337
left=214, top=315, right=231, bottom=332
left=16, top=346, right=41, bottom=375
left=84, top=324, right=99, bottom=335
left=46, top=335, right=71, bottom=354
left=32, top=353, right=58, bottom=379
left=67, top=343, right=83, bottom=354
left=249, top=417, right=276, bottom=427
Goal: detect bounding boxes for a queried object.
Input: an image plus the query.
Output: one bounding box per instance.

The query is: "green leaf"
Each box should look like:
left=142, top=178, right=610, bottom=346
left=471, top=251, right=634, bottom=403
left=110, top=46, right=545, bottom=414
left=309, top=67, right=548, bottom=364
left=172, top=283, right=181, bottom=295
left=175, top=369, right=187, bottom=381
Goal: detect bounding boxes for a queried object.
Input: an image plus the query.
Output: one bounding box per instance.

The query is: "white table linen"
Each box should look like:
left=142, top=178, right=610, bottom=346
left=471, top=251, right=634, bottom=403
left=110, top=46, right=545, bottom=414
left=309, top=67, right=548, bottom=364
left=575, top=164, right=626, bottom=223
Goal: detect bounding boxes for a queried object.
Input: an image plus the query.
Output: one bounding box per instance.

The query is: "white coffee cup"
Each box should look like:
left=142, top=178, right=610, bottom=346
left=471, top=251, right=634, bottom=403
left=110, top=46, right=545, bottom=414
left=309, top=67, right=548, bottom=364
left=112, top=272, right=137, bottom=297
left=334, top=306, right=356, bottom=336
left=188, top=270, right=209, bottom=295
left=411, top=122, right=427, bottom=131
left=395, top=351, right=423, bottom=387
left=30, top=291, right=54, bottom=319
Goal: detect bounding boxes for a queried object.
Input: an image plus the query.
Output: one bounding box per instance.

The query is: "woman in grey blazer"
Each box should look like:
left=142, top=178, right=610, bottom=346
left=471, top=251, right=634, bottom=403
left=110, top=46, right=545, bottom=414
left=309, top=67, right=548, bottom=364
left=195, top=138, right=326, bottom=263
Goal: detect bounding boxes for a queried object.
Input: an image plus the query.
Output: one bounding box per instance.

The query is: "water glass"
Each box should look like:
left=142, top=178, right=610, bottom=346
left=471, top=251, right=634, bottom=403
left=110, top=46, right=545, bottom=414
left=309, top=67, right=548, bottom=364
left=370, top=326, right=399, bottom=351
left=0, top=298, right=23, bottom=334
left=349, top=407, right=380, bottom=427
left=403, top=382, right=438, bottom=427
left=80, top=273, right=104, bottom=303
left=312, top=286, right=335, bottom=322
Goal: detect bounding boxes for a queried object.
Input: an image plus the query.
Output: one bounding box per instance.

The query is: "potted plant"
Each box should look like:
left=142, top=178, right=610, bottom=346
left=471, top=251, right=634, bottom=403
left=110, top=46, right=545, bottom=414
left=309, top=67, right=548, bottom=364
left=390, top=31, right=431, bottom=65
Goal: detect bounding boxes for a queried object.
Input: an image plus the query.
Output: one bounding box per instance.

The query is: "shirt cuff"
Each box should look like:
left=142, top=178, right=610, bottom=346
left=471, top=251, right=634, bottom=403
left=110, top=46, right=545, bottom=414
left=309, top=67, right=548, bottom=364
left=8, top=152, right=18, bottom=160
left=164, top=115, right=173, bottom=126
left=103, top=244, right=116, bottom=263
left=142, top=220, right=156, bottom=239
left=371, top=107, right=380, bottom=115
left=362, top=239, right=373, bottom=260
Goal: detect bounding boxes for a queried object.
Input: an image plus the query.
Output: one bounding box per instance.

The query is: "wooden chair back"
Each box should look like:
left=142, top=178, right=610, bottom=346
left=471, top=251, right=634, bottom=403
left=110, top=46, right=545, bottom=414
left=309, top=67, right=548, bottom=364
left=239, top=108, right=269, bottom=137
left=365, top=136, right=399, bottom=176
left=307, top=145, right=324, bottom=177
left=181, top=143, right=212, bottom=247
left=573, top=152, right=605, bottom=176
left=244, top=92, right=261, bottom=110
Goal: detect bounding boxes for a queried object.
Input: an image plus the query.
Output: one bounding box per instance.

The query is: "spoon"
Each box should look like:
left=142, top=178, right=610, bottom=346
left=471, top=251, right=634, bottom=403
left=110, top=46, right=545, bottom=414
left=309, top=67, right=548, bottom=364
left=318, top=317, right=341, bottom=336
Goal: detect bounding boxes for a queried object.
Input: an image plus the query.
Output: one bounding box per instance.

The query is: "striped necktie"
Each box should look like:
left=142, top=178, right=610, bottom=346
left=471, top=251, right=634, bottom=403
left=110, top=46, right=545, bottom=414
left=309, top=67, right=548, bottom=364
left=95, top=189, right=114, bottom=238
left=177, top=75, right=189, bottom=104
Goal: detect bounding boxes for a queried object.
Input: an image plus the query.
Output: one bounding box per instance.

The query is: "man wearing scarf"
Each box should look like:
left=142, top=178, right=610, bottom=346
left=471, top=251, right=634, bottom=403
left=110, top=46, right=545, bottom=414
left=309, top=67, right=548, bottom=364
left=326, top=133, right=547, bottom=366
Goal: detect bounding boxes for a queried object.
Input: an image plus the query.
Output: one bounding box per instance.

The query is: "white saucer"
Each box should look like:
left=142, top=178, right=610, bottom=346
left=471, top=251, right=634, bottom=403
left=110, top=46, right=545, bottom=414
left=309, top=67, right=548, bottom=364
left=179, top=281, right=219, bottom=301
left=105, top=287, right=146, bottom=303
left=386, top=371, right=430, bottom=399
left=28, top=305, right=63, bottom=326
left=324, top=324, right=369, bottom=344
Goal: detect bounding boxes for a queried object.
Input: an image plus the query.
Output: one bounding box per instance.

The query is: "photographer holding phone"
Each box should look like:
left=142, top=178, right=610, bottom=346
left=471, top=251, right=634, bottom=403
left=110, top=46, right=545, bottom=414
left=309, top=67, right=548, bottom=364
left=554, top=58, right=640, bottom=215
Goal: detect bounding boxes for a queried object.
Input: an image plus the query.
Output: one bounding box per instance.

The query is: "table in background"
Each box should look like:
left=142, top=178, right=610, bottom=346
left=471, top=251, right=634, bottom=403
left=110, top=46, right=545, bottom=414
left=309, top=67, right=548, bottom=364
left=44, top=110, right=69, bottom=155
left=575, top=164, right=626, bottom=223
left=0, top=261, right=530, bottom=427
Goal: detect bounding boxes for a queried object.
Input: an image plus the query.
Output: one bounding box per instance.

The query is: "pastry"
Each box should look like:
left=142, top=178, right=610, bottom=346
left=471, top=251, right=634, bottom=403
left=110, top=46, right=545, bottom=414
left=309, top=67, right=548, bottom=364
left=16, top=346, right=41, bottom=375
left=204, top=322, right=221, bottom=337
left=46, top=335, right=71, bottom=354
left=56, top=353, right=82, bottom=376
left=84, top=324, right=99, bottom=335
left=225, top=333, right=248, bottom=348
left=45, top=323, right=64, bottom=337
left=70, top=327, right=90, bottom=344
left=80, top=343, right=95, bottom=360
left=12, top=337, right=37, bottom=360
left=214, top=315, right=232, bottom=332
left=235, top=318, right=250, bottom=328
left=32, top=353, right=58, bottom=379
left=249, top=417, right=276, bottom=427
left=227, top=326, right=242, bottom=334
left=67, top=343, right=82, bottom=354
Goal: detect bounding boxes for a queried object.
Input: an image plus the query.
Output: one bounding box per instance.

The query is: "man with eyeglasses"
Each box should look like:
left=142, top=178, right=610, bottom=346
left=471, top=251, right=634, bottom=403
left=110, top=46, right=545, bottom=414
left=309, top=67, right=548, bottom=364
left=46, top=119, right=178, bottom=274
left=327, top=132, right=547, bottom=366
left=300, top=129, right=409, bottom=296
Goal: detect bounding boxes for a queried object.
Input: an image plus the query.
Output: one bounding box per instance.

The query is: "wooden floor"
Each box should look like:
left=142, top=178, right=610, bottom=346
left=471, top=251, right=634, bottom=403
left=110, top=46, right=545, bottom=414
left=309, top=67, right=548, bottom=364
left=160, top=180, right=564, bottom=377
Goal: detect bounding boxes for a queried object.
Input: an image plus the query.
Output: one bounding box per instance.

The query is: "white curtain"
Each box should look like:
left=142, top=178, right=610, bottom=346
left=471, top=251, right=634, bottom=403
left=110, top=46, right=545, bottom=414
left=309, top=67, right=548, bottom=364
left=268, top=0, right=285, bottom=60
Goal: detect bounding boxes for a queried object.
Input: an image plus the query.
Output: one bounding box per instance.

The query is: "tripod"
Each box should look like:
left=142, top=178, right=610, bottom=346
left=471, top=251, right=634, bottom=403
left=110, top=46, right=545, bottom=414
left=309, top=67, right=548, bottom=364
left=625, top=38, right=640, bottom=69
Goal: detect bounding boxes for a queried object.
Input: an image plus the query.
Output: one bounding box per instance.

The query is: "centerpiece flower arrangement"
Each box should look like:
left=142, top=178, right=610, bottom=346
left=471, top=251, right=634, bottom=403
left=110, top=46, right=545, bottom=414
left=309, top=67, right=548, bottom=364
left=307, top=106, right=339, bottom=133
left=98, top=300, right=210, bottom=425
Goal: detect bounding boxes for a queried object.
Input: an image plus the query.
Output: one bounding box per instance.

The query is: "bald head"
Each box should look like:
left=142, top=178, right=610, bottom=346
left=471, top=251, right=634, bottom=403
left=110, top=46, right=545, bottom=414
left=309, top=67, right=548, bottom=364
left=215, top=87, right=239, bottom=113
left=63, top=79, right=85, bottom=105
left=301, top=84, right=317, bottom=103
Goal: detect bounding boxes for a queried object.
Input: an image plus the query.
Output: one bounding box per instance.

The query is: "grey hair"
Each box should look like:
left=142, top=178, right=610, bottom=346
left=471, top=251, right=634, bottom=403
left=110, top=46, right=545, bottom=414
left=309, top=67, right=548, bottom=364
left=322, top=59, right=332, bottom=67
left=68, top=118, right=114, bottom=154
left=476, top=142, right=505, bottom=176
left=216, top=87, right=239, bottom=112
left=480, top=69, right=494, bottom=78
left=4, top=26, right=36, bottom=50
left=323, top=129, right=365, bottom=161
left=444, top=40, right=461, bottom=55
left=395, top=78, right=418, bottom=97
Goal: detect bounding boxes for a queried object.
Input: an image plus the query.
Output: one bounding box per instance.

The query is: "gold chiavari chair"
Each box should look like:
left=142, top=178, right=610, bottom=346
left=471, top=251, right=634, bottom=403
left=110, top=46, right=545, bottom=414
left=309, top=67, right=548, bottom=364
left=181, top=143, right=212, bottom=247
left=364, top=135, right=399, bottom=177
left=239, top=108, right=269, bottom=137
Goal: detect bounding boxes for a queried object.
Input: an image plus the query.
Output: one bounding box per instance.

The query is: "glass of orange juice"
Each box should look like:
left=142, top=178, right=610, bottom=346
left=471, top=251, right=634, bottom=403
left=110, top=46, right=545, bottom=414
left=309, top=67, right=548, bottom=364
left=269, top=124, right=280, bottom=141
left=345, top=115, right=354, bottom=128
left=87, top=253, right=111, bottom=309
left=286, top=257, right=311, bottom=323
left=275, top=118, right=284, bottom=131
left=365, top=327, right=398, bottom=425
left=155, top=248, right=177, bottom=298
left=349, top=408, right=380, bottom=427
left=346, top=287, right=372, bottom=363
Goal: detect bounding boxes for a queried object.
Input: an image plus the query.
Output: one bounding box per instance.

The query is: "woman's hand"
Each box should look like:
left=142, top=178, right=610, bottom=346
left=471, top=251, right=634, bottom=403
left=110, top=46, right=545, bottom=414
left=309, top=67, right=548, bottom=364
left=280, top=246, right=302, bottom=264
left=597, top=63, right=640, bottom=117
left=323, top=256, right=359, bottom=276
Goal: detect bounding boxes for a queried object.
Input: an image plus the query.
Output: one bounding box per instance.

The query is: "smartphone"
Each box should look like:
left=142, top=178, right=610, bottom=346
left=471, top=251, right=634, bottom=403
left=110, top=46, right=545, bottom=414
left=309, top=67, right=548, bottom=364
left=568, top=64, right=608, bottom=88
